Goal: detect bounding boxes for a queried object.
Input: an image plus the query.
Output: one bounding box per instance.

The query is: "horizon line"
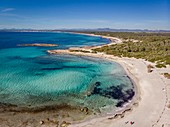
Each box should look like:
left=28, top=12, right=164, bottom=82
left=0, top=28, right=170, bottom=31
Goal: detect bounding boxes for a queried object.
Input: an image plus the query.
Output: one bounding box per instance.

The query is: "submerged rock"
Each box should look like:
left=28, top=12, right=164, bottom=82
left=80, top=107, right=89, bottom=114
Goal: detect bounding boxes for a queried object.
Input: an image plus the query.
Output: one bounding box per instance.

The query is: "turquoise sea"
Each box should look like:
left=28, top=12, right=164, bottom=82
left=0, top=32, right=134, bottom=113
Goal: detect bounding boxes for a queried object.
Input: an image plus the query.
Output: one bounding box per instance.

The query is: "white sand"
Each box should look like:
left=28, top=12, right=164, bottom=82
left=71, top=57, right=170, bottom=127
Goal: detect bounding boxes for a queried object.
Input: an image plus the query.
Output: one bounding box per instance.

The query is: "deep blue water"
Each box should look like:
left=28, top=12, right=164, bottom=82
left=0, top=32, right=109, bottom=49
left=0, top=32, right=134, bottom=113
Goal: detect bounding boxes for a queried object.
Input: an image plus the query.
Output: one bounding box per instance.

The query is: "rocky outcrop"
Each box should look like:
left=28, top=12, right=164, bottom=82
left=18, top=43, right=58, bottom=47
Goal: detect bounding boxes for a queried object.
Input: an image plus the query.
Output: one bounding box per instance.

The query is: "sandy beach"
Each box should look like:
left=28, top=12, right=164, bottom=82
left=1, top=0, right=169, bottom=126
left=47, top=34, right=170, bottom=127
left=0, top=33, right=169, bottom=127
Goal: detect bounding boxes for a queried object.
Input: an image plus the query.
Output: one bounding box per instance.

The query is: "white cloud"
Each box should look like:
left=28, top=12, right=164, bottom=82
left=1, top=8, right=15, bottom=12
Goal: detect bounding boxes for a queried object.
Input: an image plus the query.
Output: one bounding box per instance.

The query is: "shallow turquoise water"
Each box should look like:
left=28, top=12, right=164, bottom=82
left=0, top=32, right=134, bottom=112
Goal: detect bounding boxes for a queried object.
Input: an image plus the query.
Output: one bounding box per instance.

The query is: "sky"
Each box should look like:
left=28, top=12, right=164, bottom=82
left=0, top=0, right=169, bottom=30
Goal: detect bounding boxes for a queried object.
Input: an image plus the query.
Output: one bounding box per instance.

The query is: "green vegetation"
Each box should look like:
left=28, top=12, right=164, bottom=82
left=82, top=32, right=170, bottom=67
left=155, top=63, right=167, bottom=68
left=70, top=50, right=90, bottom=53
left=163, top=73, right=170, bottom=79
left=81, top=32, right=170, bottom=41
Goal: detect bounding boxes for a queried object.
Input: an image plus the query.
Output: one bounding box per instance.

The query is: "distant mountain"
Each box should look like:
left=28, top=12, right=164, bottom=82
left=62, top=28, right=170, bottom=33
left=0, top=28, right=170, bottom=33
left=0, top=28, right=55, bottom=32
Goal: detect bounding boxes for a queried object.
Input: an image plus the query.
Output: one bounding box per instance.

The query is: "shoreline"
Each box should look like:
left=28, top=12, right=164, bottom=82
left=47, top=50, right=141, bottom=125
left=0, top=32, right=169, bottom=127
left=47, top=33, right=170, bottom=127
left=46, top=33, right=140, bottom=124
